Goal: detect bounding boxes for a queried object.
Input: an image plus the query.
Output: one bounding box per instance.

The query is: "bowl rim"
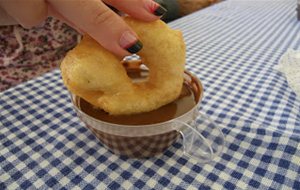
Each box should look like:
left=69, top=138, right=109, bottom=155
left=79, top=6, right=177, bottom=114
left=71, top=70, right=204, bottom=130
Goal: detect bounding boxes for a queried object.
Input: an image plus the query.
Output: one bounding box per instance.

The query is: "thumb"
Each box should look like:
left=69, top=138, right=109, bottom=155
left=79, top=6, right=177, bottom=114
left=48, top=0, right=142, bottom=57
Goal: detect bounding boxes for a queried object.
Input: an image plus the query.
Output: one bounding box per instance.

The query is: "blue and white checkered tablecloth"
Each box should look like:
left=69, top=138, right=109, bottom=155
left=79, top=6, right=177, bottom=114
left=1, top=0, right=300, bottom=189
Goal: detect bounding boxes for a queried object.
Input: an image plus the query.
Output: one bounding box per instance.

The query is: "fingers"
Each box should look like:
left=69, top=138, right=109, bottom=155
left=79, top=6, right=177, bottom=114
left=0, top=6, right=17, bottom=26
left=103, top=0, right=167, bottom=22
left=47, top=5, right=84, bottom=34
left=48, top=0, right=143, bottom=56
left=0, top=0, right=166, bottom=57
left=0, top=0, right=48, bottom=28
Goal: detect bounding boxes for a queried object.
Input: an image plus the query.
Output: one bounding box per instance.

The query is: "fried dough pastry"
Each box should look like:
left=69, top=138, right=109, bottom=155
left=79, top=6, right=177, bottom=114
left=61, top=17, right=185, bottom=115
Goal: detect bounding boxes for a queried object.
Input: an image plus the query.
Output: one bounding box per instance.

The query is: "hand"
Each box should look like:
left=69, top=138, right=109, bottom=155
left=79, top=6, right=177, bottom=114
left=0, top=0, right=167, bottom=56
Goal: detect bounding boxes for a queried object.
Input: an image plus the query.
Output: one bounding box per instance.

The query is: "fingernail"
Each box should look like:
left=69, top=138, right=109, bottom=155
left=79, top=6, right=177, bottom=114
left=120, top=31, right=143, bottom=54
left=147, top=0, right=167, bottom=17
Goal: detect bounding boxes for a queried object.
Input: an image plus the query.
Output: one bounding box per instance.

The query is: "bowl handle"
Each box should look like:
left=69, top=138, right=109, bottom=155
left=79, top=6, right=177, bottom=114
left=174, top=113, right=225, bottom=163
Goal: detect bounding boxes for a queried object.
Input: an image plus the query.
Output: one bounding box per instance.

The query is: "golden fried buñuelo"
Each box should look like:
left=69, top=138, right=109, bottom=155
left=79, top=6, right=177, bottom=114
left=61, top=17, right=185, bottom=115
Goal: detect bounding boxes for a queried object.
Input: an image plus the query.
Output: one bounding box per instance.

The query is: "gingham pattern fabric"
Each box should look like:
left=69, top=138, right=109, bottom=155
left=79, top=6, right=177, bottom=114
left=1, top=0, right=300, bottom=189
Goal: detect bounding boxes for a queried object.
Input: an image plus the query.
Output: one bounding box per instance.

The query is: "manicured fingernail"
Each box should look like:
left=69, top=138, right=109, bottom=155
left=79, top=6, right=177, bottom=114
left=120, top=31, right=143, bottom=54
left=126, top=41, right=143, bottom=54
left=147, top=0, right=167, bottom=16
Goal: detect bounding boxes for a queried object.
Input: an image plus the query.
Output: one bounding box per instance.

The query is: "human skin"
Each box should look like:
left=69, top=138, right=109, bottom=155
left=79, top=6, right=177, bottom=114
left=0, top=0, right=167, bottom=56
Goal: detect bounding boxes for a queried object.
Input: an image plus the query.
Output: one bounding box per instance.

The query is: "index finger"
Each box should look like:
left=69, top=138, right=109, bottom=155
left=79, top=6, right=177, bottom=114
left=48, top=0, right=141, bottom=56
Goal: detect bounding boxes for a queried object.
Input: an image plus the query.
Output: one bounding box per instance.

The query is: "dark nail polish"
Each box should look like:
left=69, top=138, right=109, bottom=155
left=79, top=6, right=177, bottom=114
left=153, top=4, right=167, bottom=16
left=126, top=40, right=143, bottom=54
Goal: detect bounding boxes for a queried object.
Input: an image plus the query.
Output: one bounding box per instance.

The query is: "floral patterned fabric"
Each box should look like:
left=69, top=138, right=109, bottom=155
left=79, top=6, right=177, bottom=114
left=0, top=17, right=80, bottom=92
